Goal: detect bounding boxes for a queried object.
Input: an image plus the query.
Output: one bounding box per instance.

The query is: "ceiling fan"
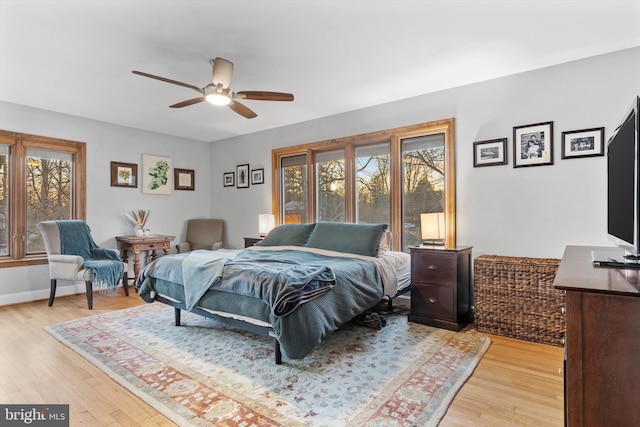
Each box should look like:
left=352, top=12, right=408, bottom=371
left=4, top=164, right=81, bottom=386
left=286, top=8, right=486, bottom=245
left=132, top=57, right=294, bottom=119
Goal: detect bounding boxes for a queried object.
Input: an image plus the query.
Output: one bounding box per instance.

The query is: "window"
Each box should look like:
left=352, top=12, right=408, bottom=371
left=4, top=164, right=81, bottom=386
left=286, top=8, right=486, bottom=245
left=316, top=149, right=345, bottom=222
left=356, top=143, right=390, bottom=225
left=281, top=154, right=308, bottom=224
left=401, top=134, right=445, bottom=247
left=0, top=130, right=86, bottom=267
left=273, top=119, right=455, bottom=251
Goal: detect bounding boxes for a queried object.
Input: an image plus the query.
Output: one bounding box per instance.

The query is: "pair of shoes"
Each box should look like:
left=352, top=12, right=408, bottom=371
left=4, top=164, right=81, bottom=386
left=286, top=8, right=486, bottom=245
left=355, top=312, right=386, bottom=330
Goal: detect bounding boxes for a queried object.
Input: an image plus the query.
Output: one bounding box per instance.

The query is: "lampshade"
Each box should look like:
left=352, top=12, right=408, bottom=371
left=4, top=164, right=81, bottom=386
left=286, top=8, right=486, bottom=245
left=258, top=214, right=275, bottom=237
left=420, top=212, right=445, bottom=244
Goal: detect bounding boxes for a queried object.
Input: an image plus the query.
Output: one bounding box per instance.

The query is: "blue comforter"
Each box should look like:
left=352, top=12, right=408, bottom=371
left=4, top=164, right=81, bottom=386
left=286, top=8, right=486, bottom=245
left=138, top=247, right=384, bottom=359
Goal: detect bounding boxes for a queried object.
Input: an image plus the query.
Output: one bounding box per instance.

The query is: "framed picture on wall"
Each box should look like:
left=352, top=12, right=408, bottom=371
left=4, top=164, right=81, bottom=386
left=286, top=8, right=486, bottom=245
left=473, top=138, right=508, bottom=167
left=174, top=168, right=195, bottom=190
left=110, top=161, right=138, bottom=188
left=223, top=172, right=235, bottom=187
left=142, top=154, right=173, bottom=194
left=561, top=127, right=605, bottom=159
left=236, top=164, right=250, bottom=188
left=513, top=121, right=554, bottom=168
left=251, top=168, right=264, bottom=184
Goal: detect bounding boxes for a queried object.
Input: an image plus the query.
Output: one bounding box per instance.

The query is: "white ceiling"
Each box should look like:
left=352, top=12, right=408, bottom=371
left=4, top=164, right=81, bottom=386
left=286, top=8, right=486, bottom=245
left=1, top=1, right=639, bottom=142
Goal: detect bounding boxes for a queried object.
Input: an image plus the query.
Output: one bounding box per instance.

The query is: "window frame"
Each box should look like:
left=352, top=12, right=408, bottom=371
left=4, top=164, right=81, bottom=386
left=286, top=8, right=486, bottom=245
left=272, top=118, right=455, bottom=251
left=0, top=130, right=86, bottom=268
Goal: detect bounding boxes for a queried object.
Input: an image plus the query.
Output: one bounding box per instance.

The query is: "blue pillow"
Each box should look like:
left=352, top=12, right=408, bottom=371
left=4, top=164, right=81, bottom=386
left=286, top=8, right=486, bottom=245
left=256, top=223, right=316, bottom=246
left=305, top=222, right=388, bottom=257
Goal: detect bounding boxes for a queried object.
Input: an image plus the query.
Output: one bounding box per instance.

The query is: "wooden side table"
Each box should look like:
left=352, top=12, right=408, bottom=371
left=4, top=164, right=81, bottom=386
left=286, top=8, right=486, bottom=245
left=116, top=235, right=175, bottom=289
left=244, top=237, right=262, bottom=248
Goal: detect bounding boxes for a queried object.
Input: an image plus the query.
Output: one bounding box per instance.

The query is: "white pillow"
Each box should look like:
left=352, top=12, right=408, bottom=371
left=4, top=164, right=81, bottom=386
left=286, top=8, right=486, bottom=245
left=377, top=231, right=392, bottom=256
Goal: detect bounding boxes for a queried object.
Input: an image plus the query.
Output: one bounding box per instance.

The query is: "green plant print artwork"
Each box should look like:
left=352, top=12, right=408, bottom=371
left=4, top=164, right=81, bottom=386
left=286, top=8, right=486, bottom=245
left=148, top=160, right=169, bottom=190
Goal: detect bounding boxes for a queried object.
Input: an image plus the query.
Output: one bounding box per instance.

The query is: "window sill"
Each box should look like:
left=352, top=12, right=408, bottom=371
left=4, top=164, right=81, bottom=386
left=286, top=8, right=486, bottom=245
left=0, top=256, right=49, bottom=268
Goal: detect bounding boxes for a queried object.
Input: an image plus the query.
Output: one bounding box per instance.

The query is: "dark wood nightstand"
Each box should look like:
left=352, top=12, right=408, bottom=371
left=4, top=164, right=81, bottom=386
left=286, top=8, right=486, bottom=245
left=244, top=237, right=262, bottom=248
left=408, top=245, right=472, bottom=331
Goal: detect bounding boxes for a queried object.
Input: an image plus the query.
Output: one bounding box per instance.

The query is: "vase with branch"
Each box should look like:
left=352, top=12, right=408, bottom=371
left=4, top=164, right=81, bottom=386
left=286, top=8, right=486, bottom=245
left=125, top=210, right=150, bottom=236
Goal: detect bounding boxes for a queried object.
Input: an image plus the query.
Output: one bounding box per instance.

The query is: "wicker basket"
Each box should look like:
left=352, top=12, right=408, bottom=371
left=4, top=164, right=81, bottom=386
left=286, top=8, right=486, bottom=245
left=474, top=255, right=565, bottom=347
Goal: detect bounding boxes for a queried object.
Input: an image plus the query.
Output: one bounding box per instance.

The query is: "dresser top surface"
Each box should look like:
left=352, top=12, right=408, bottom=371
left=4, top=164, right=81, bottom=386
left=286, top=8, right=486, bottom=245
left=554, top=245, right=640, bottom=296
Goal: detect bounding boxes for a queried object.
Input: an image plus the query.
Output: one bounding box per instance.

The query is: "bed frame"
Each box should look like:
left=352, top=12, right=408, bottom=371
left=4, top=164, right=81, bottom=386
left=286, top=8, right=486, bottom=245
left=154, top=294, right=283, bottom=364
left=152, top=285, right=411, bottom=365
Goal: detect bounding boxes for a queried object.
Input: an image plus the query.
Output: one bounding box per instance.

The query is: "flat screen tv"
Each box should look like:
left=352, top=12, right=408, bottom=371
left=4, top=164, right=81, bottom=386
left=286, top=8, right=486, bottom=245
left=607, top=95, right=640, bottom=259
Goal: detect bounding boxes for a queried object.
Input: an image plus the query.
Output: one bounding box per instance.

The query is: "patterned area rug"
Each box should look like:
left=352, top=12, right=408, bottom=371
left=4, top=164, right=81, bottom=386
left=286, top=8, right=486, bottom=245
left=45, top=303, right=490, bottom=426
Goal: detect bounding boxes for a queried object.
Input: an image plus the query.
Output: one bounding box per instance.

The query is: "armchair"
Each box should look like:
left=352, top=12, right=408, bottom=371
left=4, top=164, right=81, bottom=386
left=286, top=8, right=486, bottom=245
left=176, top=219, right=224, bottom=253
left=37, top=220, right=128, bottom=309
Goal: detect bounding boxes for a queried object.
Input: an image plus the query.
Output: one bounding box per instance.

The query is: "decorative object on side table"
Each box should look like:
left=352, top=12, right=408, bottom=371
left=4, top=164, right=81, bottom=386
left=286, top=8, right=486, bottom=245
left=408, top=246, right=473, bottom=331
left=125, top=209, right=150, bottom=236
left=513, top=121, right=554, bottom=168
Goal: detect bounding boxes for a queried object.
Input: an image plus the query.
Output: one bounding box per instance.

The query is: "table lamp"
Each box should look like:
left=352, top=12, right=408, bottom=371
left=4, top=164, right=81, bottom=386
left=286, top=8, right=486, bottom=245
left=258, top=214, right=275, bottom=237
left=420, top=212, right=445, bottom=246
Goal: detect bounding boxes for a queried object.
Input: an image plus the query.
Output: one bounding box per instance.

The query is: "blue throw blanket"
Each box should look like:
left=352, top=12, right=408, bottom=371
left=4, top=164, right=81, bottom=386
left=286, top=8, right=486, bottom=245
left=56, top=221, right=124, bottom=290
left=221, top=251, right=336, bottom=317
left=139, top=249, right=336, bottom=317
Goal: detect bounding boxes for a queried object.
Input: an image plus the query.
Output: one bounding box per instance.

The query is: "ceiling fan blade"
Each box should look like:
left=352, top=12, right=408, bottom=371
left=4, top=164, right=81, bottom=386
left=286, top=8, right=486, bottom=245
left=228, top=100, right=257, bottom=119
left=170, top=97, right=205, bottom=108
left=132, top=70, right=202, bottom=93
left=236, top=91, right=294, bottom=102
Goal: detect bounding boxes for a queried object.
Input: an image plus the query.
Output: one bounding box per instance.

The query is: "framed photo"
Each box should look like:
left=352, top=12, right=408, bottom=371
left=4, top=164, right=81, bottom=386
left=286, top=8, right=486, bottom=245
left=236, top=164, right=250, bottom=189
left=473, top=138, right=508, bottom=167
left=174, top=168, right=195, bottom=190
left=223, top=172, right=235, bottom=187
left=513, top=121, right=554, bottom=168
left=561, top=127, right=605, bottom=159
left=110, top=161, right=137, bottom=188
left=142, top=154, right=172, bottom=195
left=251, top=168, right=264, bottom=184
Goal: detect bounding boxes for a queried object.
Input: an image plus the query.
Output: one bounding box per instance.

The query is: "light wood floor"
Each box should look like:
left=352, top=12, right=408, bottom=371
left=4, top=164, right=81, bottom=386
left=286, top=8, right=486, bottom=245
left=0, top=292, right=564, bottom=426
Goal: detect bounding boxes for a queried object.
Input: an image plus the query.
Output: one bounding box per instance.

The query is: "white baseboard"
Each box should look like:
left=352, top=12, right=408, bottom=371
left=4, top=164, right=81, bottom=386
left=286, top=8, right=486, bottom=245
left=0, top=283, right=128, bottom=307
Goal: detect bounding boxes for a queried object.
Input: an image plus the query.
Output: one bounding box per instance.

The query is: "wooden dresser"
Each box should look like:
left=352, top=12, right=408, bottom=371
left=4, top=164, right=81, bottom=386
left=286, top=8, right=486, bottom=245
left=553, top=245, right=640, bottom=426
left=408, top=246, right=472, bottom=331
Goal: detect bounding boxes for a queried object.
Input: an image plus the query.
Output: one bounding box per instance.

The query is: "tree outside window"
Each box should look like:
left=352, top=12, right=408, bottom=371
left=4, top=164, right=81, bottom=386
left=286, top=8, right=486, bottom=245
left=0, top=131, right=85, bottom=267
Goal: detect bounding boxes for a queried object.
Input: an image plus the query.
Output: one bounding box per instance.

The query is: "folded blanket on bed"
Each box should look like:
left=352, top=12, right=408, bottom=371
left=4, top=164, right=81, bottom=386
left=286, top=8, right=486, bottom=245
left=218, top=260, right=336, bottom=317
left=182, top=251, right=226, bottom=311
left=139, top=249, right=336, bottom=316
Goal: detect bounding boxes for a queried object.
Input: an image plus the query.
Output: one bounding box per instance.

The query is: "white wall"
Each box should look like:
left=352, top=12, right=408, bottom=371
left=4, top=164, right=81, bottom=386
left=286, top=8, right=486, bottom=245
left=211, top=47, right=640, bottom=258
left=1, top=47, right=638, bottom=305
left=0, top=104, right=212, bottom=304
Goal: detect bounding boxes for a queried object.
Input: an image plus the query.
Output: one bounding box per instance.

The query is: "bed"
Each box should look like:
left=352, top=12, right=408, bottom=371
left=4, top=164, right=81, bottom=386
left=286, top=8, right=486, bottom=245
left=137, top=222, right=411, bottom=364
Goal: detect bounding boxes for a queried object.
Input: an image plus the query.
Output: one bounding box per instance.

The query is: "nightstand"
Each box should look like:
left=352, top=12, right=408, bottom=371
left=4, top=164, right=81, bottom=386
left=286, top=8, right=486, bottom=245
left=408, top=245, right=472, bottom=331
left=244, top=237, right=262, bottom=248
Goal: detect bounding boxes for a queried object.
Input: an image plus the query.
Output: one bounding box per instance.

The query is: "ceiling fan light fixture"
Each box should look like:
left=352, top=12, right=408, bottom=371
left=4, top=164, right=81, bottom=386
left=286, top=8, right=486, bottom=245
left=205, top=92, right=231, bottom=105
left=204, top=86, right=232, bottom=105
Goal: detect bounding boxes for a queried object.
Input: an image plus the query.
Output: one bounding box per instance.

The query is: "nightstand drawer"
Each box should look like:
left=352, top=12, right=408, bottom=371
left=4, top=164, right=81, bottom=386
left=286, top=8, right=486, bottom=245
left=411, top=251, right=456, bottom=286
left=411, top=284, right=454, bottom=321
